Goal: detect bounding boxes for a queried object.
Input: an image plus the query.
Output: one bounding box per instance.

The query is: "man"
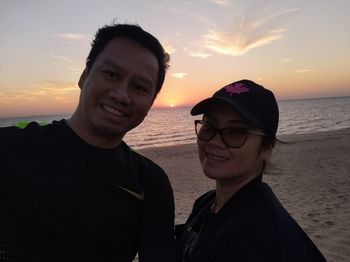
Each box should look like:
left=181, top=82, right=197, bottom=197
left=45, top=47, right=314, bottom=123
left=0, top=23, right=176, bottom=262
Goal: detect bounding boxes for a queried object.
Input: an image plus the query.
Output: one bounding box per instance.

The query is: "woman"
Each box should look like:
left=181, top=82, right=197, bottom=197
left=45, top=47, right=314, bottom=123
left=177, top=80, right=326, bottom=261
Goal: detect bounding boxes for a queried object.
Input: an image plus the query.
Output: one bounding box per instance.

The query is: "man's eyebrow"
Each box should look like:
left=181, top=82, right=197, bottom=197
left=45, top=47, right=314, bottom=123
left=135, top=76, right=154, bottom=87
left=100, top=59, right=123, bottom=70
left=99, top=59, right=155, bottom=86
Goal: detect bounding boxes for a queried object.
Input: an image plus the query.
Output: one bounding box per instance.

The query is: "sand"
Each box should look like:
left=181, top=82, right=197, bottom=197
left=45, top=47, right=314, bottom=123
left=139, top=128, right=350, bottom=262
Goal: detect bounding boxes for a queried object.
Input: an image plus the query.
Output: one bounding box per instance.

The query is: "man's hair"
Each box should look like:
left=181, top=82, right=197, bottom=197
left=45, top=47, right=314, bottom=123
left=85, top=23, right=170, bottom=97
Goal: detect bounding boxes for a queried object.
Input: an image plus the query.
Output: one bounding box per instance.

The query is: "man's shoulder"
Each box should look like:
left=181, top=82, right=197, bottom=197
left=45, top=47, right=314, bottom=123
left=0, top=120, right=68, bottom=160
left=121, top=143, right=166, bottom=174
left=119, top=143, right=173, bottom=192
left=0, top=120, right=64, bottom=135
left=0, top=122, right=42, bottom=146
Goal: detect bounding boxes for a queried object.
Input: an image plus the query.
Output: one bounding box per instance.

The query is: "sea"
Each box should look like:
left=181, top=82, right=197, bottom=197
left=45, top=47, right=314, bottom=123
left=1, top=96, right=349, bottom=150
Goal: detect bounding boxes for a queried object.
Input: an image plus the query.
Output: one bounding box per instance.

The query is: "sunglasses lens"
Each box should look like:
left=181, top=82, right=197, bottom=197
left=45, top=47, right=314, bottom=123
left=194, top=121, right=249, bottom=148
left=222, top=128, right=246, bottom=147
left=196, top=121, right=214, bottom=141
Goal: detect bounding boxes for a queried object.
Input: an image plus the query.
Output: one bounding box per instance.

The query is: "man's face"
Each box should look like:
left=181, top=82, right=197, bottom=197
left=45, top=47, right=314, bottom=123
left=76, top=37, right=158, bottom=146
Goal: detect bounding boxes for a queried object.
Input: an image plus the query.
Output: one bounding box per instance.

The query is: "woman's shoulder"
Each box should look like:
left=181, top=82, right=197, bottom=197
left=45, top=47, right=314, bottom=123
left=193, top=190, right=216, bottom=210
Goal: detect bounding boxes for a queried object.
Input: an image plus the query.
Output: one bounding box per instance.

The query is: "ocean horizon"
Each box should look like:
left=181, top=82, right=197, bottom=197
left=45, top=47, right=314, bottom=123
left=1, top=96, right=350, bottom=149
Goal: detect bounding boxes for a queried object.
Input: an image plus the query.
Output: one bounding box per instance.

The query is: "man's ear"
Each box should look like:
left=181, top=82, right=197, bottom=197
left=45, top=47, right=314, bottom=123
left=78, top=68, right=89, bottom=89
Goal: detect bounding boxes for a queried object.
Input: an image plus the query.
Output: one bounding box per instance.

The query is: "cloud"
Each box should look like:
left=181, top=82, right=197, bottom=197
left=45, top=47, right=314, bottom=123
left=189, top=51, right=212, bottom=58
left=34, top=86, right=77, bottom=96
left=50, top=55, right=75, bottom=64
left=250, top=8, right=299, bottom=28
left=68, top=67, right=83, bottom=72
left=295, top=69, right=316, bottom=74
left=172, top=72, right=188, bottom=79
left=0, top=82, right=78, bottom=104
left=164, top=44, right=176, bottom=54
left=203, top=29, right=282, bottom=56
left=207, top=0, right=231, bottom=6
left=184, top=45, right=212, bottom=59
left=269, top=28, right=288, bottom=34
left=201, top=7, right=299, bottom=56
left=160, top=5, right=215, bottom=27
left=53, top=34, right=86, bottom=40
left=282, top=58, right=293, bottom=63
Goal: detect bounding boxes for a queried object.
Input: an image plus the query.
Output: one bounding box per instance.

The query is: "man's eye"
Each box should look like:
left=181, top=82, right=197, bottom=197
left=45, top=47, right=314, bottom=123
left=102, top=70, right=119, bottom=79
left=134, top=84, right=151, bottom=94
left=136, top=85, right=147, bottom=92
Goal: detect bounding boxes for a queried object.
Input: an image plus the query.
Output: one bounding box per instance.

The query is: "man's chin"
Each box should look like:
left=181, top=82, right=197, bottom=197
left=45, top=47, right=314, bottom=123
left=93, top=117, right=143, bottom=141
left=99, top=126, right=126, bottom=138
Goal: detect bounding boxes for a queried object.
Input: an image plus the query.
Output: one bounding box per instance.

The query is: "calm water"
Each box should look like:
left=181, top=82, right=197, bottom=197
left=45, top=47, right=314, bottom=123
left=1, top=96, right=349, bottom=149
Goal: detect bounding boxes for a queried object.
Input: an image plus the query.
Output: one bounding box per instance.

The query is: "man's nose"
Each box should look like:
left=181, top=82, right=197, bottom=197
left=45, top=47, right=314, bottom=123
left=109, top=81, right=132, bottom=105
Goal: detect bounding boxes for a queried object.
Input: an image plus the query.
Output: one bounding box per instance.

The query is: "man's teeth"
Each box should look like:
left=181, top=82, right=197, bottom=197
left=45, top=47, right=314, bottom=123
left=207, top=153, right=228, bottom=161
left=103, top=105, right=124, bottom=116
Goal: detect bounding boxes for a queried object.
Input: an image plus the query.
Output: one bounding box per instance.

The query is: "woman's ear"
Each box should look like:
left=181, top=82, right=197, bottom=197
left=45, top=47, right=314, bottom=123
left=260, top=142, right=273, bottom=161
left=78, top=68, right=89, bottom=89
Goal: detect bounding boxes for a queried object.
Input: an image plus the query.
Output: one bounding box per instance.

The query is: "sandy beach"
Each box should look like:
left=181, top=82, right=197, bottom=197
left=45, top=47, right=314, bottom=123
left=140, top=128, right=350, bottom=262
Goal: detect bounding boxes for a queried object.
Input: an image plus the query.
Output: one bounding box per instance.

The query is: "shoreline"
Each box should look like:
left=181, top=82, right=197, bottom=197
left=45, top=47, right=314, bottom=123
left=139, top=128, right=350, bottom=262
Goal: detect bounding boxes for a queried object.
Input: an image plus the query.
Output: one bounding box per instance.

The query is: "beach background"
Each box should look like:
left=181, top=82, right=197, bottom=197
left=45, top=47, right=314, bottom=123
left=1, top=96, right=350, bottom=261
left=1, top=96, right=350, bottom=150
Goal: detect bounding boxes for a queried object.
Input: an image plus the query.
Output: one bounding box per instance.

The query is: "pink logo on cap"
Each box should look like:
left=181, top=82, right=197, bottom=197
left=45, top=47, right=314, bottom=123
left=224, top=82, right=249, bottom=96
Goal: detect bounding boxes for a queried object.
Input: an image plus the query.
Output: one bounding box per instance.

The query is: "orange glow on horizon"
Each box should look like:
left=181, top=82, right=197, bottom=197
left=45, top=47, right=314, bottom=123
left=1, top=1, right=350, bottom=118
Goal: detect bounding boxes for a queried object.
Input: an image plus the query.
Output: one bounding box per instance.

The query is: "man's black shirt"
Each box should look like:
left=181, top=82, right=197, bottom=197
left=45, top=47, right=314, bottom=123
left=0, top=120, right=176, bottom=261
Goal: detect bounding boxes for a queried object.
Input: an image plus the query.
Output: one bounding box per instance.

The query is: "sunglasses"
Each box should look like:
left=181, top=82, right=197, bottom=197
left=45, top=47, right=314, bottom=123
left=194, top=120, right=265, bottom=148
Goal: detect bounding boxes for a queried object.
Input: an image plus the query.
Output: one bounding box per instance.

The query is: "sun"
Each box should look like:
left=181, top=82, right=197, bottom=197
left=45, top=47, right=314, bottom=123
left=169, top=104, right=175, bottom=108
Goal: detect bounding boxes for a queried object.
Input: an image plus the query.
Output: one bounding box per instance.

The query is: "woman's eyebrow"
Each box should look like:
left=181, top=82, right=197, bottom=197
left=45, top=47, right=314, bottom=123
left=204, top=117, right=250, bottom=127
left=227, top=119, right=249, bottom=125
left=205, top=115, right=246, bottom=124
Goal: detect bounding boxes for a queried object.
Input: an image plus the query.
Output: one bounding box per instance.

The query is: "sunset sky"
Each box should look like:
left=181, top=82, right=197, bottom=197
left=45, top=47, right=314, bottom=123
left=1, top=0, right=349, bottom=117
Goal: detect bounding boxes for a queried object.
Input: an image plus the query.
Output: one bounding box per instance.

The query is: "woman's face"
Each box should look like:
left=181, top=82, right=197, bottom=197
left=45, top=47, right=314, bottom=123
left=196, top=103, right=271, bottom=185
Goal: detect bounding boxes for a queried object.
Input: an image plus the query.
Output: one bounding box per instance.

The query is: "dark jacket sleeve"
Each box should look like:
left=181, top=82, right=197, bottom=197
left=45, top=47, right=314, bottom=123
left=223, top=187, right=326, bottom=262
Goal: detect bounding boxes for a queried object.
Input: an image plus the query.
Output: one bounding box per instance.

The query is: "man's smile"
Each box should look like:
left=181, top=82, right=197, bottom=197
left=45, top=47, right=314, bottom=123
left=102, top=104, right=126, bottom=117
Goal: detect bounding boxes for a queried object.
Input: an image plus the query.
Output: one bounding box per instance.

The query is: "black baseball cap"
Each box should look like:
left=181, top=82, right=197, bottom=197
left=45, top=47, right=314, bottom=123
left=191, top=79, right=279, bottom=138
